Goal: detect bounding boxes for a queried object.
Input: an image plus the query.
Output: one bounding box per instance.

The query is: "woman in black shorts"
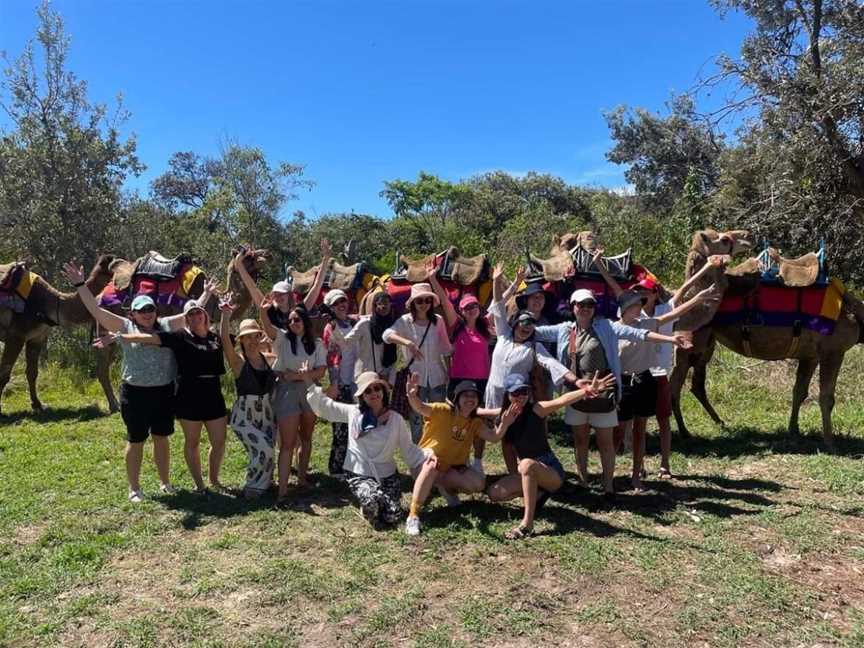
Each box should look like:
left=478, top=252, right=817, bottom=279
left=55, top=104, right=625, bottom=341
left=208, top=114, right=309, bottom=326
left=68, top=262, right=217, bottom=502
left=101, top=298, right=229, bottom=494
left=486, top=371, right=614, bottom=539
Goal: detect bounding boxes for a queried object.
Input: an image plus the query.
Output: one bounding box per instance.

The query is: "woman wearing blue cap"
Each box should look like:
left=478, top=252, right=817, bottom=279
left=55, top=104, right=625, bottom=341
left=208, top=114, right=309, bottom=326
left=63, top=262, right=217, bottom=502
left=486, top=371, right=614, bottom=539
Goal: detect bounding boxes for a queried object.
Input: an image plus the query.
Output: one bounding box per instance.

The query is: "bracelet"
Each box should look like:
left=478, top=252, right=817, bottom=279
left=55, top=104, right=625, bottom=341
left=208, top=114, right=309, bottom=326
left=73, top=281, right=85, bottom=288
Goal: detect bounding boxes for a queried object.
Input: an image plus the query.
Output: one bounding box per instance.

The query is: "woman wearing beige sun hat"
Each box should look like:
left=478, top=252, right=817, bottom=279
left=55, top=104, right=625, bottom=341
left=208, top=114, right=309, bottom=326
left=219, top=307, right=278, bottom=499
left=383, top=282, right=453, bottom=442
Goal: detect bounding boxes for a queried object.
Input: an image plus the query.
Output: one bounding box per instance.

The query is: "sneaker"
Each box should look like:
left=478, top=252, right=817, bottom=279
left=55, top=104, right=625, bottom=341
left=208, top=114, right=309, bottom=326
left=159, top=483, right=176, bottom=495
left=128, top=490, right=144, bottom=503
left=471, top=458, right=485, bottom=475
left=437, top=486, right=461, bottom=507
left=405, top=515, right=421, bottom=536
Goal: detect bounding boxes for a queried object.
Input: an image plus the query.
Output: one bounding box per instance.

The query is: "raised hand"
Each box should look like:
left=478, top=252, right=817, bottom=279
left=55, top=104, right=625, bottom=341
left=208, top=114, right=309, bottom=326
left=501, top=401, right=523, bottom=426
left=203, top=277, right=221, bottom=295
left=492, top=262, right=505, bottom=282
left=514, top=265, right=527, bottom=286
left=259, top=294, right=275, bottom=311
left=407, top=372, right=420, bottom=397
left=218, top=293, right=237, bottom=314
left=320, top=239, right=333, bottom=259
left=424, top=258, right=438, bottom=282
left=61, top=261, right=86, bottom=286
left=92, top=332, right=119, bottom=349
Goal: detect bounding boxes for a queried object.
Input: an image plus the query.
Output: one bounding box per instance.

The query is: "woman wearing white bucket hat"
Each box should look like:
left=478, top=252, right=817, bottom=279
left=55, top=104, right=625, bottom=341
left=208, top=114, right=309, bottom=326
left=306, top=371, right=428, bottom=527
left=383, top=282, right=452, bottom=442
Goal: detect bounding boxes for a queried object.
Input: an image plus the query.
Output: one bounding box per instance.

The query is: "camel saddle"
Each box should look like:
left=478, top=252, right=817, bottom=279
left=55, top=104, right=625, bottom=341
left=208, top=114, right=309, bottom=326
left=755, top=246, right=825, bottom=288
left=111, top=251, right=193, bottom=293
left=0, top=262, right=26, bottom=293
left=287, top=259, right=367, bottom=294
left=395, top=253, right=438, bottom=283
left=439, top=247, right=489, bottom=285
left=528, top=248, right=632, bottom=283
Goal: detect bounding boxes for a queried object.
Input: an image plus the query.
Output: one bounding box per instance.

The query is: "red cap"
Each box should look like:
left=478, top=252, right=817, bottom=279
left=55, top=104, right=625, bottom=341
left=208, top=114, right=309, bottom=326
left=637, top=277, right=659, bottom=291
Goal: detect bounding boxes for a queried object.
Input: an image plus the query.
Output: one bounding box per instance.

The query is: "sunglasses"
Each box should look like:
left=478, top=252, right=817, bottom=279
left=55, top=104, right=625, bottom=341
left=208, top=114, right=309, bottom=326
left=134, top=306, right=156, bottom=314
left=510, top=387, right=530, bottom=396
left=576, top=301, right=596, bottom=308
left=287, top=317, right=304, bottom=324
left=363, top=384, right=384, bottom=395
left=414, top=298, right=434, bottom=305
left=332, top=298, right=348, bottom=307
left=461, top=303, right=480, bottom=311
left=517, top=319, right=536, bottom=327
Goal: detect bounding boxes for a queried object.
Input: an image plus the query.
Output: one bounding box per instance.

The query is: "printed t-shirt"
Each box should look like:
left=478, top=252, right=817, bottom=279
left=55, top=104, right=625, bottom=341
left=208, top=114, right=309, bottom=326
left=419, top=402, right=484, bottom=469
left=157, top=329, right=225, bottom=380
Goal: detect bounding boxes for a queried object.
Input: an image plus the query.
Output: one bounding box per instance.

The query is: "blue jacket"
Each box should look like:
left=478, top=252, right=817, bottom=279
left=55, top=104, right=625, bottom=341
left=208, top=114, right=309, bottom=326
left=535, top=318, right=648, bottom=398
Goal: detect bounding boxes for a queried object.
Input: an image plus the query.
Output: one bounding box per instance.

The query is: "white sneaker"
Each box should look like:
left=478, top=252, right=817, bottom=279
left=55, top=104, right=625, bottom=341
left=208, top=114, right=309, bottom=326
left=471, top=458, right=485, bottom=475
left=128, top=490, right=144, bottom=503
left=405, top=516, right=421, bottom=536
left=159, top=483, right=176, bottom=495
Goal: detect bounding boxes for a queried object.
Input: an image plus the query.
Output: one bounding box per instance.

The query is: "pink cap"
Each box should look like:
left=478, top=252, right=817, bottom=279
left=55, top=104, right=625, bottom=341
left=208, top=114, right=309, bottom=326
left=459, top=294, right=480, bottom=310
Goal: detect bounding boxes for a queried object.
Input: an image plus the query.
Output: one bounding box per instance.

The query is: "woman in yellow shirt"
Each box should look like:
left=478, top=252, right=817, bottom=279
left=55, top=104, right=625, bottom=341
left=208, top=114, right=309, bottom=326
left=404, top=374, right=500, bottom=536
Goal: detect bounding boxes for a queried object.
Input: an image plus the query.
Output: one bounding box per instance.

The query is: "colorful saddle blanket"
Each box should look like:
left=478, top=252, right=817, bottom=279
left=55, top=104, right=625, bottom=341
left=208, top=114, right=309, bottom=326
left=99, top=263, right=204, bottom=309
left=0, top=262, right=38, bottom=313
left=712, top=279, right=845, bottom=335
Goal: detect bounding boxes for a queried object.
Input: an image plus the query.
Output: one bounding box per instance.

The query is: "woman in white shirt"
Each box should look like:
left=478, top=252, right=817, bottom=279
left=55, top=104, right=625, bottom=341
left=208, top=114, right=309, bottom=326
left=260, top=300, right=326, bottom=502
left=307, top=372, right=428, bottom=527
left=382, top=283, right=453, bottom=442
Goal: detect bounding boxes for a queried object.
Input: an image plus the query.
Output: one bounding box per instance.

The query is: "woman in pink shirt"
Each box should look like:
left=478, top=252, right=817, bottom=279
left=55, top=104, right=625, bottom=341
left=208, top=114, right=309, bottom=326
left=428, top=269, right=493, bottom=474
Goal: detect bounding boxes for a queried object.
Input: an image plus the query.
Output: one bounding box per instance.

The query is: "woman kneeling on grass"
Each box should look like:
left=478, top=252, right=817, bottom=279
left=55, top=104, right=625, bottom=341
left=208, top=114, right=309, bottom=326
left=404, top=375, right=502, bottom=537
left=486, top=371, right=615, bottom=540
left=307, top=371, right=428, bottom=527
left=219, top=299, right=276, bottom=499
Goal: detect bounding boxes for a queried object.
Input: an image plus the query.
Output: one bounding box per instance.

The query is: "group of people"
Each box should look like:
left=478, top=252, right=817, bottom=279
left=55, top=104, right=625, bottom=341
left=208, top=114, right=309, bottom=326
left=62, top=241, right=720, bottom=539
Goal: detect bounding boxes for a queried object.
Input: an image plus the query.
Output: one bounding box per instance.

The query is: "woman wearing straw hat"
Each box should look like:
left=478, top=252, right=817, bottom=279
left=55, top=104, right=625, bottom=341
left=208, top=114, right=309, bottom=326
left=383, top=282, right=453, bottom=442
left=64, top=262, right=218, bottom=502
left=95, top=295, right=230, bottom=496
left=219, top=299, right=277, bottom=498
left=307, top=371, right=428, bottom=527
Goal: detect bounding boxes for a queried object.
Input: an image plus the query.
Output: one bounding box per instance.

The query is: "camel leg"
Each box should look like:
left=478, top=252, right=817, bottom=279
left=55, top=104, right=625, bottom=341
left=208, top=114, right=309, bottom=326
left=689, top=339, right=724, bottom=427
left=669, top=354, right=691, bottom=439
left=817, top=353, right=844, bottom=453
left=0, top=336, right=26, bottom=416
left=24, top=339, right=45, bottom=411
left=788, top=358, right=817, bottom=436
left=95, top=346, right=119, bottom=413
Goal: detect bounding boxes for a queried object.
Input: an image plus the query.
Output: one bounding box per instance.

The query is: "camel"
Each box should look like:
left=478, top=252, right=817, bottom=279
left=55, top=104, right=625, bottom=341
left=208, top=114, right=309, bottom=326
left=93, top=249, right=269, bottom=412
left=0, top=255, right=116, bottom=415
left=670, top=229, right=864, bottom=451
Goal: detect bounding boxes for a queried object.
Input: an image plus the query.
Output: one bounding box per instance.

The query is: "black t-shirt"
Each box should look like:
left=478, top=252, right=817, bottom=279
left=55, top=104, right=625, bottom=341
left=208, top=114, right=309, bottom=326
left=158, top=330, right=225, bottom=379
left=504, top=407, right=552, bottom=459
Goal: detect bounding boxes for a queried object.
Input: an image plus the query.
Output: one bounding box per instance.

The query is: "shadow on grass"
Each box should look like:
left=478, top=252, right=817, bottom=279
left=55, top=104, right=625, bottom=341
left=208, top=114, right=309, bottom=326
left=0, top=404, right=106, bottom=424
left=676, top=426, right=864, bottom=459
left=157, top=472, right=353, bottom=531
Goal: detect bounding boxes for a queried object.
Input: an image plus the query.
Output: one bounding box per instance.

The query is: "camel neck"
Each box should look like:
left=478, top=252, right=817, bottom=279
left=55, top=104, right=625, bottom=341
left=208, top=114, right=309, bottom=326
left=30, top=277, right=103, bottom=327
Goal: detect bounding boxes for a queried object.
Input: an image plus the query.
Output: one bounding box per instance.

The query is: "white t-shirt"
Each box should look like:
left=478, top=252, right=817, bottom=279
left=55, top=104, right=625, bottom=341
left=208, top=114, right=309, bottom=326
left=273, top=331, right=326, bottom=373
left=649, top=300, right=675, bottom=377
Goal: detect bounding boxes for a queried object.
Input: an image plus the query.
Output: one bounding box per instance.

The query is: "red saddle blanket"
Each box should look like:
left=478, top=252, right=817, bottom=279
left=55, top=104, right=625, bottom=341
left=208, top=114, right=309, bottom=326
left=712, top=281, right=845, bottom=336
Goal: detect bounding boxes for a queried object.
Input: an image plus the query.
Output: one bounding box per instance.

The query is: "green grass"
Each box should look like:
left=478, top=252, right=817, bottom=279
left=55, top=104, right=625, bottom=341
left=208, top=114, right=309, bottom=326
left=1, top=346, right=863, bottom=646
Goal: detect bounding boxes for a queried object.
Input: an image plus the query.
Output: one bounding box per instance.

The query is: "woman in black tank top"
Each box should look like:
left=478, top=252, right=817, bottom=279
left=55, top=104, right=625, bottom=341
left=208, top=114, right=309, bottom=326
left=484, top=371, right=615, bottom=540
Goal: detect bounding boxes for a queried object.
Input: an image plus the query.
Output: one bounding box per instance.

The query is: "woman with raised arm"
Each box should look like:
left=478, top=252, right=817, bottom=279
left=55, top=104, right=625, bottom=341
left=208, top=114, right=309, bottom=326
left=93, top=291, right=229, bottom=496
left=63, top=262, right=217, bottom=502
left=382, top=283, right=453, bottom=442
left=259, top=298, right=327, bottom=500
left=306, top=372, right=428, bottom=527
left=486, top=371, right=615, bottom=539
left=218, top=298, right=276, bottom=498
left=426, top=264, right=494, bottom=473
left=403, top=376, right=501, bottom=536
left=234, top=239, right=331, bottom=329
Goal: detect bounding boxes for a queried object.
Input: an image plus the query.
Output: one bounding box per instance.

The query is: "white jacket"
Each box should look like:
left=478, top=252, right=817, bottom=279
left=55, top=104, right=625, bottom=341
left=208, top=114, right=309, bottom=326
left=307, top=385, right=427, bottom=478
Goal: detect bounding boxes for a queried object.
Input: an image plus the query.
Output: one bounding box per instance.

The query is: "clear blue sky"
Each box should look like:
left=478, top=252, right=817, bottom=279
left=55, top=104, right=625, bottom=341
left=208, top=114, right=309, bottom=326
left=1, top=1, right=752, bottom=219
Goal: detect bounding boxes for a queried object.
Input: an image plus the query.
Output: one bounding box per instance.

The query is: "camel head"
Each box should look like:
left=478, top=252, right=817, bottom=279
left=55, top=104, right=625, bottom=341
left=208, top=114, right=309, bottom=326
left=227, top=247, right=270, bottom=303
left=691, top=229, right=754, bottom=258
left=88, top=254, right=118, bottom=291
left=550, top=231, right=597, bottom=256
